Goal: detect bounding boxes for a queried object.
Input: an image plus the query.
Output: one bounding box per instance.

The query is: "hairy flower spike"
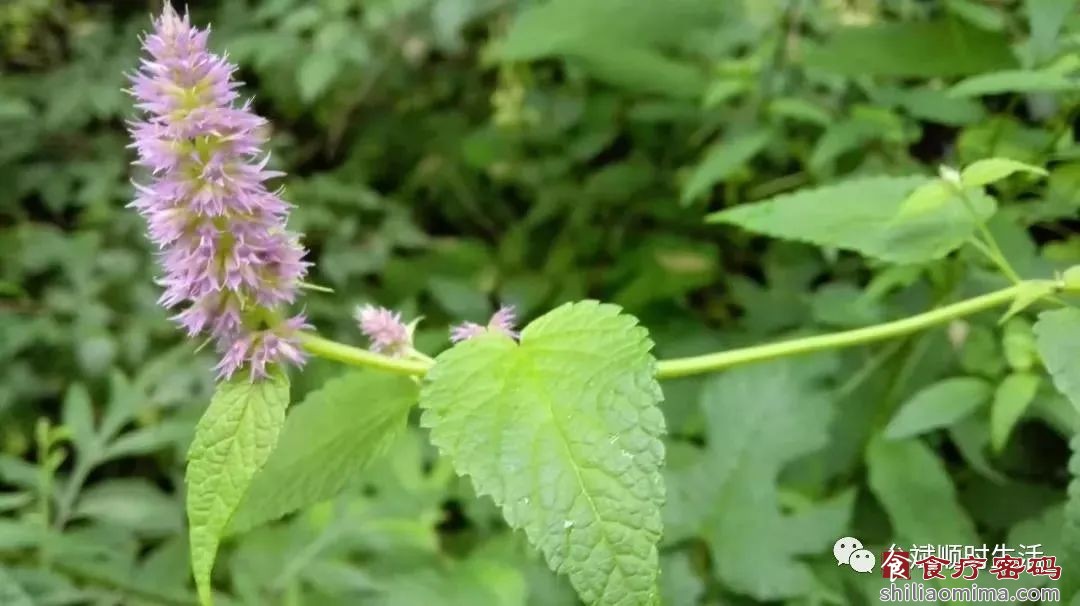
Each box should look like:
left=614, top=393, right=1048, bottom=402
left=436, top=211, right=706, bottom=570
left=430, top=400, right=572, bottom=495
left=450, top=304, right=520, bottom=343
left=128, top=4, right=309, bottom=380
left=355, top=305, right=412, bottom=356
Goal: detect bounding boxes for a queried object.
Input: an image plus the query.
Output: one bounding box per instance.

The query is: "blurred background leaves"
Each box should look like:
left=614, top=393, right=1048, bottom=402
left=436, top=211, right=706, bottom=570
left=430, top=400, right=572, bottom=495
left=1, top=0, right=1079, bottom=603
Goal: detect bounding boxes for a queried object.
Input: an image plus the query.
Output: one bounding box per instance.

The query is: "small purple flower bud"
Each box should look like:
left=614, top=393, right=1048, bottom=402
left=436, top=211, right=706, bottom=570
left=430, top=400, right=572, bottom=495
left=127, top=4, right=310, bottom=380
left=449, top=322, right=486, bottom=344
left=449, top=305, right=520, bottom=343
left=488, top=305, right=519, bottom=339
left=355, top=305, right=412, bottom=356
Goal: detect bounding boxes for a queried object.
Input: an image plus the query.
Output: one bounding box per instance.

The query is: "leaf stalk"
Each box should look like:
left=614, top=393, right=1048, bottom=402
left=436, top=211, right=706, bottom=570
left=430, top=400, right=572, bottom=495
left=300, top=282, right=1049, bottom=381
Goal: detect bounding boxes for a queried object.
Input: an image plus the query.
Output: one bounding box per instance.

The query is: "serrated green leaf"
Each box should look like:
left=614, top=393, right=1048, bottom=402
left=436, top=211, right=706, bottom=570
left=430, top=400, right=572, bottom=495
left=1034, top=308, right=1080, bottom=413
left=961, top=157, right=1049, bottom=187
left=229, top=370, right=418, bottom=534
left=949, top=69, right=1080, bottom=97
left=665, top=360, right=835, bottom=600
left=419, top=301, right=665, bottom=606
left=707, top=176, right=996, bottom=264
left=1067, top=435, right=1080, bottom=552
left=885, top=377, right=991, bottom=440
left=681, top=130, right=771, bottom=205
left=867, top=436, right=979, bottom=543
left=186, top=370, right=291, bottom=605
left=990, top=373, right=1042, bottom=452
left=1000, top=280, right=1057, bottom=324
left=803, top=20, right=1014, bottom=77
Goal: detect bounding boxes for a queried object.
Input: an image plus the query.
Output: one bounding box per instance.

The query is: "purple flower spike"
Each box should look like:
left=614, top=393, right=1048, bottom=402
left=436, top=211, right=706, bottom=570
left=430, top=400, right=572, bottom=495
left=450, top=305, right=520, bottom=343
left=355, top=305, right=412, bottom=356
left=127, top=4, right=309, bottom=379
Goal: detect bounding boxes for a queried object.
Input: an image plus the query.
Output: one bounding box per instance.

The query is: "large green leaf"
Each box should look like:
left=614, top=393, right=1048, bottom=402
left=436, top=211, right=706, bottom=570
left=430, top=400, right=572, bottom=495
left=229, top=370, right=419, bottom=534
left=707, top=176, right=995, bottom=264
left=186, top=370, right=291, bottom=605
left=1034, top=308, right=1080, bottom=561
left=1034, top=308, right=1080, bottom=412
left=803, top=19, right=1015, bottom=77
left=1068, top=436, right=1080, bottom=552
left=884, top=377, right=991, bottom=440
left=419, top=301, right=666, bottom=606
left=867, top=437, right=979, bottom=543
left=665, top=359, right=841, bottom=600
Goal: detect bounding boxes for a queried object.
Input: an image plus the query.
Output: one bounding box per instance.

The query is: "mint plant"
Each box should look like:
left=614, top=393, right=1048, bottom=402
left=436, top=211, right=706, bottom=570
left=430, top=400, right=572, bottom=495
left=98, top=3, right=1080, bottom=605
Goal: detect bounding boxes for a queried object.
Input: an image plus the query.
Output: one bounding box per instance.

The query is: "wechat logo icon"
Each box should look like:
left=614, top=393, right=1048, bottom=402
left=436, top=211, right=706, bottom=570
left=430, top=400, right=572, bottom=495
left=834, top=537, right=876, bottom=573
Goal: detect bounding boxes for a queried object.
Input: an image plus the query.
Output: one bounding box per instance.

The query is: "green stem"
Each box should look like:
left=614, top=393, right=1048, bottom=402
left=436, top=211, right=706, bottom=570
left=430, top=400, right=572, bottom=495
left=957, top=189, right=1022, bottom=284
left=298, top=333, right=431, bottom=376
left=299, top=283, right=1036, bottom=381
left=655, top=283, right=1023, bottom=379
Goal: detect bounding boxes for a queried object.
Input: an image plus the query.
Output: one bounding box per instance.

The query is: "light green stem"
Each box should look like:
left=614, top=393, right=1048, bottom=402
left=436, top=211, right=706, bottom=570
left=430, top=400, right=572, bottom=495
left=655, top=283, right=1023, bottom=379
left=300, top=283, right=1034, bottom=381
left=298, top=333, right=432, bottom=375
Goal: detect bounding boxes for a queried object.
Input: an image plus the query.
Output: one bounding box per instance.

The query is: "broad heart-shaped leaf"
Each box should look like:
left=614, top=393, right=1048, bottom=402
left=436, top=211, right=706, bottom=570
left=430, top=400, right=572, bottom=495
left=186, top=369, right=290, bottom=605
left=884, top=377, right=991, bottom=440
left=664, top=359, right=840, bottom=600
left=707, top=176, right=996, bottom=264
left=1034, top=308, right=1080, bottom=412
left=419, top=301, right=666, bottom=606
left=229, top=370, right=418, bottom=534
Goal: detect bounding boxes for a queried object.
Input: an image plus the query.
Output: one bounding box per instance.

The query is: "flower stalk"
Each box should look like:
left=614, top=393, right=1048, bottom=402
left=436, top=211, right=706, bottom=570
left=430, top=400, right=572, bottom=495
left=299, top=281, right=1052, bottom=381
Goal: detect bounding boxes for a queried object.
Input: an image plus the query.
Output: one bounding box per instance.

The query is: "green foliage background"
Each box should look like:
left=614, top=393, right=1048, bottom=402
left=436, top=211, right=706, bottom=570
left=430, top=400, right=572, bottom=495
left=1, top=0, right=1079, bottom=603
